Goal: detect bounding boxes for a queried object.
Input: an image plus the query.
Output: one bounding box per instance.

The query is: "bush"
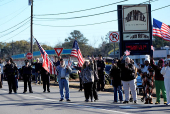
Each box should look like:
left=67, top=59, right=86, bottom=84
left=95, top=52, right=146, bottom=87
left=70, top=73, right=79, bottom=79
left=50, top=75, right=55, bottom=80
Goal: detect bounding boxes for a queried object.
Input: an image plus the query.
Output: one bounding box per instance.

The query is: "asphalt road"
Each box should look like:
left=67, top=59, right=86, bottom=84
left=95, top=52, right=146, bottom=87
left=0, top=81, right=170, bottom=114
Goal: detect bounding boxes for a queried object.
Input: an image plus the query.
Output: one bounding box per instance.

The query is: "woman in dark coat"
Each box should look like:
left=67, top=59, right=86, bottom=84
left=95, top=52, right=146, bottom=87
left=110, top=59, right=123, bottom=103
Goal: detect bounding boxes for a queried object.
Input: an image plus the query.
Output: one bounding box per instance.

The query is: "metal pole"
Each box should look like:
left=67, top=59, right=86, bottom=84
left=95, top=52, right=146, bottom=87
left=114, top=42, right=115, bottom=58
left=30, top=0, right=33, bottom=63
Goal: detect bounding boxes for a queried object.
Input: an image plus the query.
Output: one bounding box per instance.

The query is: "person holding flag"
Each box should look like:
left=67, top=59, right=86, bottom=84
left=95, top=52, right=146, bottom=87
left=56, top=59, right=72, bottom=102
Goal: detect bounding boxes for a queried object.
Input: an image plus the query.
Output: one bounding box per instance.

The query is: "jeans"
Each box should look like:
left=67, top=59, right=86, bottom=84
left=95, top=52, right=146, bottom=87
left=35, top=72, right=41, bottom=84
left=114, top=86, right=123, bottom=102
left=122, top=79, right=137, bottom=101
left=58, top=79, right=69, bottom=100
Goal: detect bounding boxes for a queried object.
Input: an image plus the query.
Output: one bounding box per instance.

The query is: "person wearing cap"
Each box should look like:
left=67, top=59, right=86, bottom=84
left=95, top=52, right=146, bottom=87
left=4, top=58, right=18, bottom=94
left=21, top=60, right=33, bottom=93
left=151, top=58, right=167, bottom=104
left=56, top=59, right=72, bottom=102
left=117, top=56, right=137, bottom=104
left=110, top=59, right=123, bottom=103
left=32, top=58, right=42, bottom=84
left=97, top=55, right=106, bottom=91
left=161, top=61, right=170, bottom=105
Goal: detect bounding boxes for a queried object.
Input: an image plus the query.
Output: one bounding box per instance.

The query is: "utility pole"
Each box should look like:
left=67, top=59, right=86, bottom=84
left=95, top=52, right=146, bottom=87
left=12, top=40, right=13, bottom=55
left=30, top=0, right=33, bottom=63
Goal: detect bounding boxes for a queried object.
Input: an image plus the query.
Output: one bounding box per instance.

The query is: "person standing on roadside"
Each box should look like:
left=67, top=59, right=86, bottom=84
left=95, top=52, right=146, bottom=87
left=22, top=60, right=33, bottom=93
left=4, top=58, right=18, bottom=94
left=110, top=59, right=123, bottom=103
left=97, top=55, right=106, bottom=91
left=41, top=66, right=50, bottom=93
left=92, top=56, right=99, bottom=101
left=56, top=59, right=72, bottom=102
left=53, top=56, right=61, bottom=82
left=0, top=60, right=4, bottom=86
left=161, top=61, right=170, bottom=105
left=80, top=60, right=94, bottom=102
left=151, top=58, right=167, bottom=104
left=32, top=58, right=41, bottom=84
left=117, top=56, right=137, bottom=104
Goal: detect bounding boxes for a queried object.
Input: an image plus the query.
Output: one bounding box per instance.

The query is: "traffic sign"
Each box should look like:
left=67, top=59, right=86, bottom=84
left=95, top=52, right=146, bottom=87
left=109, top=31, right=119, bottom=42
left=54, top=48, right=63, bottom=56
left=26, top=53, right=33, bottom=59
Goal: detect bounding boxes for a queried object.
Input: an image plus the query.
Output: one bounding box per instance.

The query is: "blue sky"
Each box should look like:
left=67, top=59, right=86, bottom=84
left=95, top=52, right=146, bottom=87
left=0, top=0, right=170, bottom=48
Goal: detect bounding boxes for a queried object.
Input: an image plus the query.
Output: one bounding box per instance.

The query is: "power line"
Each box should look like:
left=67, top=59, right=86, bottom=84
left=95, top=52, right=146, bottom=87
left=33, top=0, right=157, bottom=21
left=0, top=0, right=14, bottom=7
left=0, top=6, right=29, bottom=26
left=0, top=6, right=28, bottom=20
left=0, top=17, right=30, bottom=33
left=34, top=0, right=128, bottom=16
left=0, top=20, right=30, bottom=38
left=33, top=4, right=170, bottom=28
left=1, top=26, right=30, bottom=42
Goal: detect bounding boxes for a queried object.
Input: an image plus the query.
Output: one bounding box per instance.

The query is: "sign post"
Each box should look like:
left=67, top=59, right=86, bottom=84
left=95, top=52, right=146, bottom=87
left=109, top=31, right=119, bottom=58
left=54, top=48, right=63, bottom=57
left=117, top=4, right=152, bottom=56
left=26, top=52, right=33, bottom=60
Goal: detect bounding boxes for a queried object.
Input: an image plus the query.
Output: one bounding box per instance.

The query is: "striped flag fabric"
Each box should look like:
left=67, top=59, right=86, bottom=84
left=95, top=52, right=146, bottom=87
left=70, top=40, right=84, bottom=67
left=34, top=38, right=56, bottom=74
left=153, top=18, right=170, bottom=41
left=124, top=50, right=131, bottom=56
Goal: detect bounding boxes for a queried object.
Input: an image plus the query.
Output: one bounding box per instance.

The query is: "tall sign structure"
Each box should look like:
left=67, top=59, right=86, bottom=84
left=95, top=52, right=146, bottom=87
left=118, top=4, right=152, bottom=56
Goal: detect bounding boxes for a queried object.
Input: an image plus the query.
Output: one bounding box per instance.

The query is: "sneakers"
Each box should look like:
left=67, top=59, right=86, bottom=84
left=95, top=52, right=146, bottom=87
left=85, top=99, right=89, bottom=102
left=59, top=99, right=64, bottom=102
left=67, top=99, right=71, bottom=102
left=23, top=91, right=27, bottom=93
left=155, top=102, right=160, bottom=104
left=94, top=99, right=99, bottom=102
left=164, top=102, right=167, bottom=105
left=134, top=100, right=137, bottom=104
left=123, top=101, right=129, bottom=104
left=48, top=90, right=50, bottom=93
left=29, top=91, right=33, bottom=93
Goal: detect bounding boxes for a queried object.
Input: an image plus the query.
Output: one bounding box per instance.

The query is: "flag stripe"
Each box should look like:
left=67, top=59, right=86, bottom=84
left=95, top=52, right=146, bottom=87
left=70, top=40, right=84, bottom=67
left=153, top=18, right=170, bottom=41
left=35, top=38, right=56, bottom=74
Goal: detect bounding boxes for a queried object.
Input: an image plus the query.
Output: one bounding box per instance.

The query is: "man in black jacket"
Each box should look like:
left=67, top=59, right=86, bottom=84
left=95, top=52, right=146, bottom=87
left=22, top=60, right=33, bottom=93
left=4, top=58, right=18, bottom=94
left=97, top=55, right=106, bottom=91
left=41, top=66, right=50, bottom=93
left=110, top=59, right=123, bottom=103
left=117, top=56, right=137, bottom=104
left=32, top=58, right=41, bottom=84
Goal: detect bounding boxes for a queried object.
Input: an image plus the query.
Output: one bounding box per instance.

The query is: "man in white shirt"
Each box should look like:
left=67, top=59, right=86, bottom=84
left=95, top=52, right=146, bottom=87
left=161, top=61, right=170, bottom=105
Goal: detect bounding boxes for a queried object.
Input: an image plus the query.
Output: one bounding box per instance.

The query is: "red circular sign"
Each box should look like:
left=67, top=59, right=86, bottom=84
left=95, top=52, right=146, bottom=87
left=109, top=32, right=119, bottom=42
left=26, top=53, right=33, bottom=59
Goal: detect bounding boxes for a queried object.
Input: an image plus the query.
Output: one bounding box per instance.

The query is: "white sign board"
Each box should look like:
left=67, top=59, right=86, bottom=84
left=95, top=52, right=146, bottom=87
left=109, top=31, right=119, bottom=42
left=122, top=5, right=149, bottom=32
left=123, top=33, right=150, bottom=40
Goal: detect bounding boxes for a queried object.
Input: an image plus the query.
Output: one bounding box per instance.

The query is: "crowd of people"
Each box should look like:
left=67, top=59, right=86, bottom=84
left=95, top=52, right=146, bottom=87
left=0, top=55, right=170, bottom=105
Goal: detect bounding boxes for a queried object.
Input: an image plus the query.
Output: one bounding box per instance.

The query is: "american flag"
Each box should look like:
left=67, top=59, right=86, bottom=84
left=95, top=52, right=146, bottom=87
left=153, top=18, right=170, bottom=41
left=124, top=50, right=131, bottom=56
left=70, top=40, right=84, bottom=67
left=34, top=38, right=56, bottom=74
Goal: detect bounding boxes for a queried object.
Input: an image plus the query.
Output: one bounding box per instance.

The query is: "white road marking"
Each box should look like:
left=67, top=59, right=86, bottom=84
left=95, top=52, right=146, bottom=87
left=2, top=90, right=131, bottom=114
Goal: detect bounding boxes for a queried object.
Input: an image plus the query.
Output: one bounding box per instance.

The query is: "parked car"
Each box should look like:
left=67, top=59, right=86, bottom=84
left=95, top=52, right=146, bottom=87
left=105, top=65, right=112, bottom=75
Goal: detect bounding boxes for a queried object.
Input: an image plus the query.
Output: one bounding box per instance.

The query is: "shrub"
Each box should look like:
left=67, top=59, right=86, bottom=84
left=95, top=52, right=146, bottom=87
left=70, top=73, right=79, bottom=79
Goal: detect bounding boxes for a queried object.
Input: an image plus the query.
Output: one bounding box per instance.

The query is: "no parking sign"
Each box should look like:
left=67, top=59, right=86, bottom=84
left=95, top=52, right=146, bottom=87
left=109, top=31, right=119, bottom=43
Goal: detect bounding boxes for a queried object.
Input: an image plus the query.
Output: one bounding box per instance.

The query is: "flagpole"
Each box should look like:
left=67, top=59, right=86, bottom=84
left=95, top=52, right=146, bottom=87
left=30, top=0, right=33, bottom=63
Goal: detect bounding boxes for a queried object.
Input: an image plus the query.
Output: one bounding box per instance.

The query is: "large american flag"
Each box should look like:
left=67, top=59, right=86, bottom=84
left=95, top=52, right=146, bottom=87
left=35, top=38, right=56, bottom=74
left=153, top=18, right=170, bottom=41
left=70, top=40, right=84, bottom=67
